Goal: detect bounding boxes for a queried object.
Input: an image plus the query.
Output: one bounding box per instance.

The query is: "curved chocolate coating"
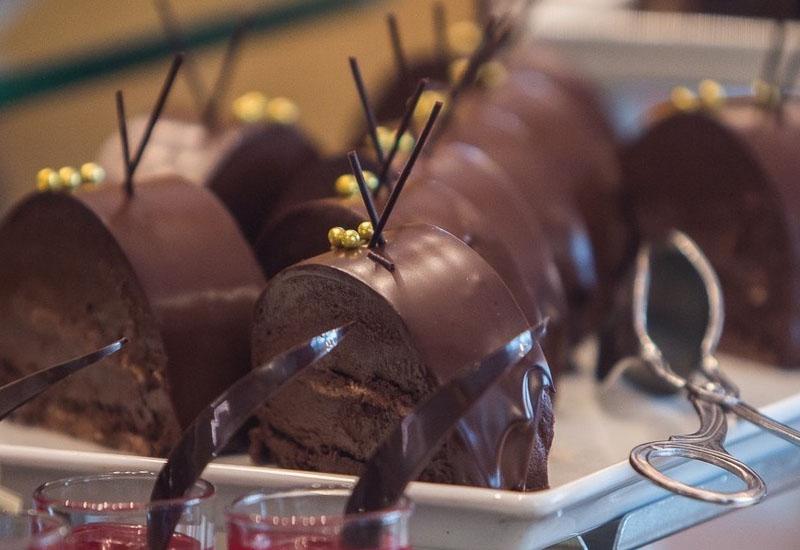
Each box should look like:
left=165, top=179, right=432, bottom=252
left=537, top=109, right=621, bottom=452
left=263, top=154, right=382, bottom=237
left=485, top=68, right=625, bottom=297
left=0, top=178, right=266, bottom=450
left=251, top=223, right=553, bottom=490
left=97, top=115, right=319, bottom=242
left=255, top=196, right=369, bottom=278
left=395, top=143, right=570, bottom=376
left=621, top=99, right=800, bottom=367
left=439, top=94, right=599, bottom=340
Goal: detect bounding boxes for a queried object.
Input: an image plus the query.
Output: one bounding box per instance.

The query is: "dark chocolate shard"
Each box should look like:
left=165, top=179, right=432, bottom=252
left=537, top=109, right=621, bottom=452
left=345, top=322, right=549, bottom=516
left=147, top=323, right=351, bottom=550
left=0, top=338, right=127, bottom=420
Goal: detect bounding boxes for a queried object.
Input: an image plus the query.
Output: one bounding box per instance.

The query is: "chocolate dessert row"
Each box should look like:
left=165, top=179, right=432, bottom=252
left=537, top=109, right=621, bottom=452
left=0, top=6, right=592, bottom=489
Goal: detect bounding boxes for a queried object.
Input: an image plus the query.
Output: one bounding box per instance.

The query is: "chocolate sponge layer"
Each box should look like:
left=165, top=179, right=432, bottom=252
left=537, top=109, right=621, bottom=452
left=0, top=193, right=180, bottom=455
left=251, top=224, right=553, bottom=490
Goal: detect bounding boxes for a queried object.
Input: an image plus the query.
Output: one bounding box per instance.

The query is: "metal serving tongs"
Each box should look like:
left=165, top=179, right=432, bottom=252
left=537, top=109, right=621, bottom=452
left=621, top=230, right=800, bottom=506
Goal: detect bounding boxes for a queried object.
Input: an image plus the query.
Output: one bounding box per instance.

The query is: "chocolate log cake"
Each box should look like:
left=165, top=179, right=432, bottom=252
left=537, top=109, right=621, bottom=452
left=439, top=96, right=600, bottom=340
left=0, top=177, right=266, bottom=455
left=253, top=144, right=570, bottom=377
left=250, top=223, right=554, bottom=490
left=621, top=97, right=800, bottom=367
left=97, top=114, right=319, bottom=242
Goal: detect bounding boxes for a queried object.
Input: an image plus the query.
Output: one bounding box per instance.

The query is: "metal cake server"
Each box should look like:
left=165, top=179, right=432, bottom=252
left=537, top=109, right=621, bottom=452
left=624, top=230, right=800, bottom=506
left=341, top=322, right=550, bottom=548
left=0, top=338, right=127, bottom=420
left=148, top=323, right=351, bottom=550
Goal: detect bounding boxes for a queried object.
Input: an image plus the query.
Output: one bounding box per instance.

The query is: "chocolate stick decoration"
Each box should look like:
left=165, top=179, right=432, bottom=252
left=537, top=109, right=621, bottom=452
left=349, top=57, right=386, bottom=169
left=153, top=0, right=207, bottom=116
left=369, top=101, right=443, bottom=248
left=116, top=55, right=183, bottom=196
left=378, top=78, right=428, bottom=186
left=115, top=91, right=134, bottom=197
left=387, top=14, right=410, bottom=83
left=341, top=323, right=549, bottom=548
left=147, top=324, right=351, bottom=550
left=432, top=2, right=449, bottom=65
left=201, top=16, right=250, bottom=129
left=348, top=151, right=384, bottom=247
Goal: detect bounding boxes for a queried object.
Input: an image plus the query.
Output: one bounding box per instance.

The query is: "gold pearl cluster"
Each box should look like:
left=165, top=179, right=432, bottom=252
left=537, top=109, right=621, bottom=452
left=334, top=171, right=379, bottom=197
left=36, top=163, right=106, bottom=192
left=328, top=221, right=374, bottom=249
left=232, top=91, right=300, bottom=125
left=670, top=80, right=726, bottom=112
left=448, top=58, right=508, bottom=89
left=375, top=126, right=415, bottom=154
left=413, top=90, right=448, bottom=130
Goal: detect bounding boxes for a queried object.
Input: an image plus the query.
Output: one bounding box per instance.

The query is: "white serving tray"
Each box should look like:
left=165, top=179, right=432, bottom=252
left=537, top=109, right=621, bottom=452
left=1, top=352, right=799, bottom=550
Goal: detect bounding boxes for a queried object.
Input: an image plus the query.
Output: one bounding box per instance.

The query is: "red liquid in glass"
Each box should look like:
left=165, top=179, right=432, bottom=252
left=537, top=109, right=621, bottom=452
left=66, top=523, right=205, bottom=550
left=227, top=522, right=410, bottom=550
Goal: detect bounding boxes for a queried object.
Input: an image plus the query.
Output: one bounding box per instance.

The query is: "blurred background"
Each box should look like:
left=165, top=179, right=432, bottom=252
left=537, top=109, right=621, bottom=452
left=0, top=0, right=481, bottom=212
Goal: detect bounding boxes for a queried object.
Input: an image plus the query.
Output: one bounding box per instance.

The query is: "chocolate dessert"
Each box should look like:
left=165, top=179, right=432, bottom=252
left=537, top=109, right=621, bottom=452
left=253, top=139, right=571, bottom=377
left=439, top=96, right=600, bottom=340
left=97, top=112, right=319, bottom=242
left=0, top=60, right=266, bottom=454
left=621, top=95, right=800, bottom=367
left=250, top=223, right=554, bottom=490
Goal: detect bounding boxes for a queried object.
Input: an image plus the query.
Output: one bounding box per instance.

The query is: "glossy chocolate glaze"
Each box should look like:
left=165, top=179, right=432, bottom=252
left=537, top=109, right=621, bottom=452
left=0, top=178, right=266, bottom=449
left=253, top=145, right=570, bottom=376
left=262, top=154, right=382, bottom=238
left=395, top=143, right=570, bottom=376
left=371, top=58, right=450, bottom=129
left=251, top=223, right=554, bottom=490
left=621, top=98, right=800, bottom=367
left=255, top=195, right=369, bottom=278
left=97, top=115, right=319, bottom=241
left=440, top=93, right=599, bottom=341
left=485, top=68, right=625, bottom=302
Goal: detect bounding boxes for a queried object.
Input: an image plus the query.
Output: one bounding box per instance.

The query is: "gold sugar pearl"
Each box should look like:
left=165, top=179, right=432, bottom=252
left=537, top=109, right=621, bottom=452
left=448, top=58, right=469, bottom=85
left=233, top=91, right=269, bottom=123
left=670, top=86, right=698, bottom=112
left=413, top=90, right=448, bottom=130
left=376, top=127, right=415, bottom=154
left=328, top=226, right=346, bottom=247
left=58, top=166, right=82, bottom=190
left=448, top=21, right=482, bottom=57
left=357, top=221, right=374, bottom=241
left=363, top=170, right=379, bottom=191
left=478, top=61, right=508, bottom=89
left=375, top=126, right=395, bottom=153
left=340, top=229, right=362, bottom=249
left=334, top=174, right=358, bottom=197
left=698, top=79, right=725, bottom=110
left=80, top=162, right=106, bottom=185
left=36, top=168, right=62, bottom=192
left=266, top=97, right=299, bottom=125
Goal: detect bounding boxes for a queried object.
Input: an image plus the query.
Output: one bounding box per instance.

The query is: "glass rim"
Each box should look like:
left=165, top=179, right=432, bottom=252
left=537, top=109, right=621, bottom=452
left=32, top=470, right=215, bottom=512
left=0, top=510, right=69, bottom=546
left=225, top=487, right=413, bottom=529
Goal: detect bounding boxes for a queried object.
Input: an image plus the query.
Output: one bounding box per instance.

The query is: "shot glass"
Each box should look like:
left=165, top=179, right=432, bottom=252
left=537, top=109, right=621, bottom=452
left=226, top=487, right=412, bottom=550
left=0, top=510, right=69, bottom=549
left=33, top=471, right=214, bottom=549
